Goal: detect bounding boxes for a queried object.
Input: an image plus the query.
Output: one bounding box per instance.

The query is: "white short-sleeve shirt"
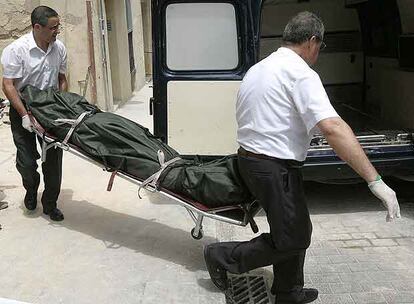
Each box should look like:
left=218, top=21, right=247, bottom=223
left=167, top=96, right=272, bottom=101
left=236, top=47, right=339, bottom=161
left=1, top=32, right=67, bottom=91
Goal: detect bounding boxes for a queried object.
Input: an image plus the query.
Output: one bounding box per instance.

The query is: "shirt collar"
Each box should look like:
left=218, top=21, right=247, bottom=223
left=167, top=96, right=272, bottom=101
left=28, top=31, right=55, bottom=54
left=277, top=47, right=309, bottom=67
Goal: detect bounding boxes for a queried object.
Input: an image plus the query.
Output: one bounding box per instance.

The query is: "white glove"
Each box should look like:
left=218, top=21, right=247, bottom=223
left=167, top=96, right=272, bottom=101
left=21, top=114, right=34, bottom=132
left=368, top=179, right=401, bottom=222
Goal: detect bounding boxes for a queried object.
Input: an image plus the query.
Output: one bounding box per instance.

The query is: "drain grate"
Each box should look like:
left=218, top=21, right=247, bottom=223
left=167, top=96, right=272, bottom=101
left=225, top=275, right=272, bottom=304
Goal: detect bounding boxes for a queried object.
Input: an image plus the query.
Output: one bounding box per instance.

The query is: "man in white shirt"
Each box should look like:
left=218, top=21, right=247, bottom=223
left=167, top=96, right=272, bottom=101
left=204, top=12, right=400, bottom=303
left=1, top=6, right=68, bottom=221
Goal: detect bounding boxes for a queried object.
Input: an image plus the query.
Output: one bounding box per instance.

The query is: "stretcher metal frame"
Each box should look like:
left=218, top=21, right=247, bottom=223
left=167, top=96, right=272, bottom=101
left=34, top=126, right=261, bottom=240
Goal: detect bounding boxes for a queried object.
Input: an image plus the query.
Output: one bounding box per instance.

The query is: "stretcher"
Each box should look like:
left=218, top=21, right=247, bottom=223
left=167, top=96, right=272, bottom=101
left=31, top=117, right=261, bottom=240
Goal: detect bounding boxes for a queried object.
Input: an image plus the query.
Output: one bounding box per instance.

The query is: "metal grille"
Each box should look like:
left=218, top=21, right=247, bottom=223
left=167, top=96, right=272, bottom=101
left=226, top=275, right=272, bottom=304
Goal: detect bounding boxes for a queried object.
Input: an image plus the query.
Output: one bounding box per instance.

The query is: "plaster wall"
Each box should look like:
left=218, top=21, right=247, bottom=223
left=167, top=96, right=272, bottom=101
left=131, top=0, right=145, bottom=90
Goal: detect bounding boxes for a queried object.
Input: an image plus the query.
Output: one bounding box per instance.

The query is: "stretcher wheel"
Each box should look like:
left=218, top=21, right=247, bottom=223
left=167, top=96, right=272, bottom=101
left=191, top=228, right=203, bottom=240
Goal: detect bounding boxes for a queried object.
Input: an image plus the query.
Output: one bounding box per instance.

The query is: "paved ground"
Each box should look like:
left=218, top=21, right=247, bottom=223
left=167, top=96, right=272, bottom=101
left=1, top=84, right=414, bottom=304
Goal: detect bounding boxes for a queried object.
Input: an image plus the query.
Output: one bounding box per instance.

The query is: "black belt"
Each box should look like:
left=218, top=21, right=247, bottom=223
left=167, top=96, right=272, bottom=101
left=237, top=147, right=304, bottom=168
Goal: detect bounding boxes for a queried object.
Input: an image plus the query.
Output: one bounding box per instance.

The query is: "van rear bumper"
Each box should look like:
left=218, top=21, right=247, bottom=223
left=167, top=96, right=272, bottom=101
left=303, top=156, right=414, bottom=182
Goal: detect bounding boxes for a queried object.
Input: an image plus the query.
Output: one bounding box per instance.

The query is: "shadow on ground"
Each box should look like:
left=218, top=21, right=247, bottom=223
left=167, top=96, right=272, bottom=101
left=45, top=189, right=214, bottom=272
left=304, top=180, right=414, bottom=217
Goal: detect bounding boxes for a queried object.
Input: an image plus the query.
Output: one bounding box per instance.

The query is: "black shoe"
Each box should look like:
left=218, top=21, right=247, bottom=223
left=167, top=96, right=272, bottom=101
left=203, top=245, right=229, bottom=291
left=43, top=208, right=64, bottom=221
left=275, top=288, right=318, bottom=304
left=24, top=192, right=37, bottom=211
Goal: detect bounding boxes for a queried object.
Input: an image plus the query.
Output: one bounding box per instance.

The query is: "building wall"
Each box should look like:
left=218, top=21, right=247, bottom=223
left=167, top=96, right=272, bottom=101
left=0, top=0, right=33, bottom=98
left=141, top=0, right=152, bottom=76
left=131, top=0, right=145, bottom=89
left=0, top=0, right=147, bottom=110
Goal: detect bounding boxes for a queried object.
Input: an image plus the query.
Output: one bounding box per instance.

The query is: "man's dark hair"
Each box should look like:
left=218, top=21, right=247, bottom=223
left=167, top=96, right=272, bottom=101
left=31, top=6, right=58, bottom=27
left=282, top=11, right=325, bottom=45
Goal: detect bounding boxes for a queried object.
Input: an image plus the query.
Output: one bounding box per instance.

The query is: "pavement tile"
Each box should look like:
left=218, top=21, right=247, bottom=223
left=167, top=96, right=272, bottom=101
left=374, top=231, right=402, bottom=238
left=362, top=247, right=392, bottom=255
left=382, top=291, right=414, bottom=304
left=350, top=292, right=386, bottom=304
left=309, top=248, right=341, bottom=256
left=322, top=233, right=353, bottom=241
left=320, top=263, right=351, bottom=273
left=310, top=273, right=342, bottom=284
left=391, top=280, right=414, bottom=291
left=351, top=233, right=377, bottom=239
left=329, top=283, right=364, bottom=294
left=344, top=239, right=372, bottom=248
left=367, top=271, right=403, bottom=282
left=319, top=293, right=355, bottom=303
left=360, top=282, right=395, bottom=293
left=395, top=238, right=414, bottom=246
left=348, top=262, right=380, bottom=272
left=339, top=248, right=366, bottom=255
left=328, top=255, right=357, bottom=264
left=370, top=238, right=398, bottom=247
left=314, top=283, right=332, bottom=294
left=339, top=273, right=371, bottom=283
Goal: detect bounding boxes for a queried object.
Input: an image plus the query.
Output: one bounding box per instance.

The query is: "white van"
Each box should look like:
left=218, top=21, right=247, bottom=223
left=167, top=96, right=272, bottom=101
left=150, top=0, right=414, bottom=182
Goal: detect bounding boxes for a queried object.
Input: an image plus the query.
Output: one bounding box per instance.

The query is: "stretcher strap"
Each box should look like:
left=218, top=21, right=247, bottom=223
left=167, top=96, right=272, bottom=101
left=55, top=111, right=92, bottom=145
left=106, top=159, right=126, bottom=192
left=138, top=150, right=181, bottom=198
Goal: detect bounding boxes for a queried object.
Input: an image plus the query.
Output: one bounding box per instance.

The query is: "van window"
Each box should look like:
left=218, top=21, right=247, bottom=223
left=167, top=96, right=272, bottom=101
left=165, top=3, right=239, bottom=71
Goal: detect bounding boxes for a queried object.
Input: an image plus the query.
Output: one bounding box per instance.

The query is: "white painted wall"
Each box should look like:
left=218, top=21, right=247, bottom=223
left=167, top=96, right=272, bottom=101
left=0, top=0, right=147, bottom=110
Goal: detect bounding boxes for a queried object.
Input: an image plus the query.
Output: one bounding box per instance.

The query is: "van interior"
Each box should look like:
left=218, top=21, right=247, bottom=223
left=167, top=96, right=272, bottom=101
left=260, top=0, right=414, bottom=146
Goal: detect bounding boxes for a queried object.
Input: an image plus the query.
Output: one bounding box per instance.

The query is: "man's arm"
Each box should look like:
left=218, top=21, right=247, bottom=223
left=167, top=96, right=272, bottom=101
left=2, top=77, right=27, bottom=117
left=317, top=117, right=400, bottom=221
left=317, top=117, right=378, bottom=182
left=58, top=73, right=68, bottom=92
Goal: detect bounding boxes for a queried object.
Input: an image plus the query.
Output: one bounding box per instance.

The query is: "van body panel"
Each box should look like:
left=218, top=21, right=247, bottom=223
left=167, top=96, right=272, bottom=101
left=167, top=80, right=241, bottom=155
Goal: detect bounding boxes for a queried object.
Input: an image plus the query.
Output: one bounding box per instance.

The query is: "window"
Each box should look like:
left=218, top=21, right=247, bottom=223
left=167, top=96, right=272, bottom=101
left=165, top=3, right=239, bottom=71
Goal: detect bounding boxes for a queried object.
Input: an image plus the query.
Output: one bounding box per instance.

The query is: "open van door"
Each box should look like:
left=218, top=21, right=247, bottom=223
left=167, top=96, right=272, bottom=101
left=151, top=0, right=261, bottom=156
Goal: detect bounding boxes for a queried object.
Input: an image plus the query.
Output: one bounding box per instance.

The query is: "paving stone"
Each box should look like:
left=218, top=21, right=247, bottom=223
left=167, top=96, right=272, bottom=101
left=362, top=247, right=391, bottom=255
left=366, top=271, right=403, bottom=282
left=360, top=282, right=395, bottom=293
left=351, top=233, right=377, bottom=239
left=329, top=255, right=357, bottom=264
left=322, top=233, right=353, bottom=241
left=320, top=264, right=351, bottom=273
left=305, top=264, right=322, bottom=274
left=310, top=273, right=342, bottom=284
left=309, top=248, right=341, bottom=256
left=344, top=240, right=372, bottom=248
left=382, top=291, right=414, bottom=304
left=319, top=293, right=355, bottom=303
left=350, top=292, right=386, bottom=304
left=314, top=283, right=332, bottom=294
left=377, top=261, right=409, bottom=271
left=339, top=248, right=366, bottom=255
left=392, top=280, right=414, bottom=291
left=370, top=239, right=398, bottom=247
left=395, top=238, right=414, bottom=246
left=374, top=231, right=402, bottom=238
left=348, top=263, right=379, bottom=272
left=339, top=273, right=371, bottom=283
left=306, top=256, right=331, bottom=264
left=329, top=283, right=364, bottom=294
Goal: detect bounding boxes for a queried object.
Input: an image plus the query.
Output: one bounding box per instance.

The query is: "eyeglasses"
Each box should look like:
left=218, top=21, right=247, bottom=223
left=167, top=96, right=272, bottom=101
left=319, top=41, right=327, bottom=51
left=44, top=24, right=62, bottom=32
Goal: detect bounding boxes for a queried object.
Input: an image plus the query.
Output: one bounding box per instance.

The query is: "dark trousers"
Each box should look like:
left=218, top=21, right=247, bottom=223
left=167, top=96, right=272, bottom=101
left=212, top=151, right=312, bottom=293
left=9, top=106, right=63, bottom=211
